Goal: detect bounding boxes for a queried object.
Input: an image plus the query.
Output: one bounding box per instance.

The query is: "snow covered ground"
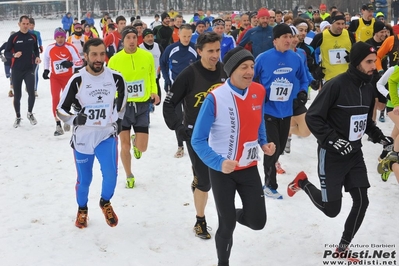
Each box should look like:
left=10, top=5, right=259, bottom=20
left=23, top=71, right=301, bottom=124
left=0, top=17, right=397, bottom=266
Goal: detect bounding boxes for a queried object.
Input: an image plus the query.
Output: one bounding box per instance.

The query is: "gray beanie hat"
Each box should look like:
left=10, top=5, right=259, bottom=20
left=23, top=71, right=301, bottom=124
left=223, top=46, right=254, bottom=77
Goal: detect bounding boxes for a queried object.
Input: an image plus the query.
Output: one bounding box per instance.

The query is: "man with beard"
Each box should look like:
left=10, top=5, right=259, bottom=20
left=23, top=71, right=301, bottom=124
left=287, top=42, right=392, bottom=260
left=238, top=8, right=274, bottom=58
left=108, top=26, right=160, bottom=189
left=310, top=11, right=355, bottom=83
left=57, top=38, right=127, bottom=228
left=154, top=12, right=174, bottom=50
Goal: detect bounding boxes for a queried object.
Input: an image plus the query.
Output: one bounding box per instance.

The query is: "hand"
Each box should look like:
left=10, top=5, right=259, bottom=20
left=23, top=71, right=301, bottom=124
left=330, top=138, right=352, bottom=155
left=310, top=79, right=320, bottom=91
left=344, top=50, right=350, bottom=63
left=35, top=57, right=41, bottom=64
left=60, top=60, right=74, bottom=68
left=14, top=51, right=22, bottom=58
left=151, top=93, right=160, bottom=105
left=297, top=91, right=308, bottom=105
left=0, top=54, right=6, bottom=62
left=42, top=69, right=50, bottom=79
left=380, top=136, right=394, bottom=151
left=73, top=107, right=87, bottom=126
left=176, top=124, right=192, bottom=141
left=39, top=46, right=43, bottom=53
left=221, top=159, right=238, bottom=174
left=262, top=142, right=276, bottom=156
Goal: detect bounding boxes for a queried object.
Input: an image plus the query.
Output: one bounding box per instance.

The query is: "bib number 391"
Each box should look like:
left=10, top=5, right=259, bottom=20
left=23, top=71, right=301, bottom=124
left=127, top=80, right=144, bottom=99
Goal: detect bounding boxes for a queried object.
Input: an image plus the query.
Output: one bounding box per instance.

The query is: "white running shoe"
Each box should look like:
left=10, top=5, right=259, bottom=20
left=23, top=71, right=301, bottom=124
left=63, top=123, right=70, bottom=132
left=263, top=185, right=283, bottom=199
left=54, top=125, right=64, bottom=136
left=13, top=117, right=21, bottom=128
left=27, top=112, right=37, bottom=125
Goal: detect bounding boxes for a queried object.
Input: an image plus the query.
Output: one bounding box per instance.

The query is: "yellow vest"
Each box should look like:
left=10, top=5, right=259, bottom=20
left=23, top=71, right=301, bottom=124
left=320, top=29, right=352, bottom=81
left=355, top=18, right=375, bottom=42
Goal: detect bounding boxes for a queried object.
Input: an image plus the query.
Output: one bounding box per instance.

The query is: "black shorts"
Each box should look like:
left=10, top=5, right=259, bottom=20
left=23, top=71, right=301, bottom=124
left=121, top=101, right=150, bottom=133
left=186, top=139, right=211, bottom=192
left=293, top=98, right=307, bottom=116
left=317, top=146, right=370, bottom=202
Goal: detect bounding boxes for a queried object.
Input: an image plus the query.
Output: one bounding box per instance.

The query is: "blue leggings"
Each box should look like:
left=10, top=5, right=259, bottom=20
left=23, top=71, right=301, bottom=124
left=74, top=137, right=118, bottom=208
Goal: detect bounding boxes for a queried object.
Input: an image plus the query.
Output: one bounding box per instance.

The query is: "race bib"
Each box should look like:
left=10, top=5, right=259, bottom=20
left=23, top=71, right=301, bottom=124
left=83, top=103, right=112, bottom=127
left=52, top=59, right=68, bottom=74
left=269, top=81, right=293, bottom=102
left=238, top=140, right=260, bottom=167
left=328, top=49, right=347, bottom=65
left=349, top=114, right=367, bottom=141
left=127, top=80, right=145, bottom=99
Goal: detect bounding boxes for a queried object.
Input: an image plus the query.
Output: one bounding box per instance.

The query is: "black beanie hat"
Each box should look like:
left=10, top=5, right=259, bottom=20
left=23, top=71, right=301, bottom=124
left=142, top=28, right=153, bottom=38
left=349, top=42, right=376, bottom=67
left=223, top=46, right=254, bottom=77
left=273, top=24, right=293, bottom=39
left=121, top=26, right=138, bottom=41
left=161, top=12, right=170, bottom=21
left=373, top=20, right=386, bottom=34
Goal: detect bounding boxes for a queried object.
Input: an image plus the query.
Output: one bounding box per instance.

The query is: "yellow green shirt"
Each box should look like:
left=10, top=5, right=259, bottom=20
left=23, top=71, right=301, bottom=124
left=108, top=48, right=157, bottom=102
left=388, top=65, right=399, bottom=107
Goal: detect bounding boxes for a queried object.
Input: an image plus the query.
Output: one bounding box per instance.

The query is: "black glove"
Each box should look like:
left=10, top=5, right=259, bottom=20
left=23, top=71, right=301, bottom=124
left=176, top=124, right=192, bottom=142
left=116, top=118, right=122, bottom=134
left=60, top=60, right=74, bottom=69
left=73, top=107, right=87, bottom=126
left=312, top=64, right=325, bottom=80
left=310, top=79, right=320, bottom=91
left=329, top=138, right=352, bottom=155
left=344, top=51, right=350, bottom=63
left=42, top=69, right=50, bottom=79
left=378, top=70, right=384, bottom=78
left=380, top=136, right=394, bottom=150
left=296, top=91, right=308, bottom=106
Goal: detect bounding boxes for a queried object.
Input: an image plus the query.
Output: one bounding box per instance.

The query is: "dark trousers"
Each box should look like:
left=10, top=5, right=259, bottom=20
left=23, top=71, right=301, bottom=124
left=263, top=114, right=291, bottom=189
left=12, top=67, right=36, bottom=116
left=210, top=166, right=266, bottom=265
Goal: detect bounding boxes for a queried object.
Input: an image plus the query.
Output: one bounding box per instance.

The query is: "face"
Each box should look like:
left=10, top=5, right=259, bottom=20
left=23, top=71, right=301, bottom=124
left=85, top=26, right=90, bottom=32
left=225, top=21, right=232, bottom=32
left=55, top=36, right=65, bottom=46
left=258, top=16, right=269, bottom=27
left=206, top=10, right=211, bottom=16
left=241, top=15, right=250, bottom=28
left=345, top=14, right=351, bottom=21
left=273, top=34, right=292, bottom=52
left=363, top=9, right=374, bottom=20
left=251, top=16, right=258, bottom=26
left=313, top=13, right=320, bottom=19
left=123, top=33, right=138, bottom=53
left=19, top=18, right=30, bottom=33
left=196, top=24, right=205, bottom=34
left=75, top=27, right=83, bottom=33
left=135, top=25, right=143, bottom=34
left=357, top=53, right=376, bottom=75
left=197, top=41, right=220, bottom=70
left=320, top=9, right=326, bottom=14
left=175, top=17, right=183, bottom=28
left=144, top=33, right=154, bottom=45
left=117, top=20, right=127, bottom=32
left=378, top=17, right=385, bottom=22
left=213, top=25, right=224, bottom=36
left=230, top=60, right=254, bottom=89
left=296, top=25, right=307, bottom=42
left=331, top=20, right=345, bottom=35
left=169, top=20, right=174, bottom=27
left=375, top=30, right=387, bottom=42
left=163, top=17, right=170, bottom=26
left=85, top=44, right=106, bottom=74
left=198, top=10, right=204, bottom=17
left=268, top=11, right=275, bottom=25
left=179, top=28, right=192, bottom=45
left=290, top=34, right=299, bottom=48
left=275, top=13, right=282, bottom=23
left=29, top=23, right=35, bottom=30
left=285, top=19, right=292, bottom=25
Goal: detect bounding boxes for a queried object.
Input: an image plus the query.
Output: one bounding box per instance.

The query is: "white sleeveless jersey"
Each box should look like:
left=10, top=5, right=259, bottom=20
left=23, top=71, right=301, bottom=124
left=139, top=42, right=161, bottom=75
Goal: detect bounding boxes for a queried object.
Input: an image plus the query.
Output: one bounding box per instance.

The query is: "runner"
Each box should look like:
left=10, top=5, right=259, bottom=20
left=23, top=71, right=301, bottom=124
left=57, top=38, right=127, bottom=228
left=108, top=26, right=160, bottom=189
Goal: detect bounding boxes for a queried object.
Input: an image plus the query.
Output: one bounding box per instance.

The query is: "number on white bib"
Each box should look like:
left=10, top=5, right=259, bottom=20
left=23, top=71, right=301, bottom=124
left=127, top=80, right=145, bottom=99
left=84, top=103, right=111, bottom=127
left=53, top=59, right=68, bottom=74
left=238, top=140, right=260, bottom=167
left=349, top=114, right=367, bottom=141
left=269, top=81, right=293, bottom=102
left=328, top=49, right=347, bottom=65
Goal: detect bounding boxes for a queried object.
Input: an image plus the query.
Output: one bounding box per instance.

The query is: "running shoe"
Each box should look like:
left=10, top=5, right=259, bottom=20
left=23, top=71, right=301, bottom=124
left=193, top=219, right=211, bottom=239
left=285, top=137, right=291, bottom=154
left=174, top=146, right=184, bottom=158
left=381, top=171, right=391, bottom=182
left=54, top=125, right=64, bottom=136
left=377, top=151, right=399, bottom=174
left=379, top=113, right=385, bottom=123
left=63, top=123, right=71, bottom=132
left=75, top=207, right=88, bottom=229
left=275, top=161, right=286, bottom=174
left=27, top=112, right=37, bottom=125
left=131, top=134, right=142, bottom=159
left=100, top=199, right=118, bottom=227
left=126, top=175, right=135, bottom=189
left=8, top=90, right=13, bottom=97
left=287, top=171, right=308, bottom=197
left=263, top=185, right=283, bottom=199
left=13, top=117, right=21, bottom=128
left=334, top=248, right=360, bottom=263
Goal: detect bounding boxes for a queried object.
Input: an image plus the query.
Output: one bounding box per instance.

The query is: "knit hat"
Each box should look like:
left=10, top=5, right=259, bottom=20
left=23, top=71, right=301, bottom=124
left=349, top=42, right=377, bottom=67
left=289, top=25, right=299, bottom=36
left=54, top=27, right=66, bottom=39
left=320, top=21, right=331, bottom=32
left=196, top=20, right=206, bottom=26
left=257, top=8, right=270, bottom=18
left=161, top=12, right=170, bottom=21
left=273, top=23, right=292, bottom=39
left=142, top=28, right=153, bottom=38
left=223, top=46, right=254, bottom=77
left=74, top=23, right=82, bottom=29
left=319, top=4, right=327, bottom=10
left=373, top=20, right=386, bottom=34
left=121, top=26, right=138, bottom=41
left=249, top=11, right=258, bottom=19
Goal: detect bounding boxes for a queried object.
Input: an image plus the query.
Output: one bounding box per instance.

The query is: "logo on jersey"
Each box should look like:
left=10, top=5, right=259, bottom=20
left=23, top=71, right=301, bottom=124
left=273, top=67, right=292, bottom=74
left=194, top=83, right=223, bottom=107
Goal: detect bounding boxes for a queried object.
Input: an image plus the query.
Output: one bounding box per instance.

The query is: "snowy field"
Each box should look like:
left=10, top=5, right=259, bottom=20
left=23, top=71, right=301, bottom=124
left=0, top=16, right=397, bottom=266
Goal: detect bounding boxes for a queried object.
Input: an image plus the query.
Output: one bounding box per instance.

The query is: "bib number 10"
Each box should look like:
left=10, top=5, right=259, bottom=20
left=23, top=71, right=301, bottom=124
left=246, top=147, right=258, bottom=160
